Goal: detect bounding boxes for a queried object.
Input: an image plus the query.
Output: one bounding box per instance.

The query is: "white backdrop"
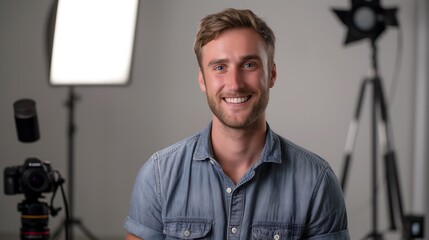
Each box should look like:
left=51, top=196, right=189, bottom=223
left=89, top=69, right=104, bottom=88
left=0, top=0, right=421, bottom=239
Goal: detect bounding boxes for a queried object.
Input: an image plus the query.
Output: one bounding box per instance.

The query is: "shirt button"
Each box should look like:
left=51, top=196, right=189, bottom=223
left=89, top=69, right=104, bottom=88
left=184, top=229, right=190, bottom=237
left=274, top=234, right=280, bottom=240
left=231, top=227, right=238, bottom=234
left=226, top=187, right=232, bottom=193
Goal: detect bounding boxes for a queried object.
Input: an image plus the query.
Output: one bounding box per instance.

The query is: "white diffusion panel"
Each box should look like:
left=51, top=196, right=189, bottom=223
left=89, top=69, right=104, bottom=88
left=50, top=0, right=139, bottom=85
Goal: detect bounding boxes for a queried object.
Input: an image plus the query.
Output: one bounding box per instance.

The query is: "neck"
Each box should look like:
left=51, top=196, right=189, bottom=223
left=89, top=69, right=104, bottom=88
left=211, top=118, right=267, bottom=184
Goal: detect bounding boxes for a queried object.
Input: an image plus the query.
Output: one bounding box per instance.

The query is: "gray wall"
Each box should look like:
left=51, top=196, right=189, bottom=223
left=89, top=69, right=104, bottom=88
left=0, top=0, right=419, bottom=239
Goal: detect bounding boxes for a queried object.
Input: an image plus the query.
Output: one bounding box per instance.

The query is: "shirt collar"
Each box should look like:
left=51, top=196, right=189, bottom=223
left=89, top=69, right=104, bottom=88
left=193, top=122, right=282, bottom=164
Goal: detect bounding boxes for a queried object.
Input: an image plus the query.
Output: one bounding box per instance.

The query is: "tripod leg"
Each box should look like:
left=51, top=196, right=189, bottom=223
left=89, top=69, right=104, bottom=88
left=374, top=76, right=405, bottom=230
left=341, top=78, right=371, bottom=192
left=51, top=219, right=66, bottom=240
left=384, top=151, right=405, bottom=230
left=74, top=219, right=99, bottom=240
left=388, top=153, right=405, bottom=225
left=384, top=151, right=398, bottom=230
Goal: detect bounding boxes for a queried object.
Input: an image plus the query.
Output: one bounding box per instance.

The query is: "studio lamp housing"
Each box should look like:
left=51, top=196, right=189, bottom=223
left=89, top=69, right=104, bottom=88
left=333, top=0, right=398, bottom=45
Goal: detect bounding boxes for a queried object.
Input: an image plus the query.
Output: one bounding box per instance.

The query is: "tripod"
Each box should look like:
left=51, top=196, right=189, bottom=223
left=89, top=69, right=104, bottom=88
left=340, top=40, right=405, bottom=239
left=52, top=87, right=98, bottom=240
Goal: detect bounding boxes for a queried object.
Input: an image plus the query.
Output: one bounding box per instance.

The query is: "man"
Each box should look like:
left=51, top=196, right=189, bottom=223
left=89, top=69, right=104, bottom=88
left=125, top=8, right=349, bottom=239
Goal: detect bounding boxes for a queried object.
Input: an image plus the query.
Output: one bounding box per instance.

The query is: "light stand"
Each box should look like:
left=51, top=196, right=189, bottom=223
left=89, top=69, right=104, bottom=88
left=47, top=0, right=139, bottom=239
left=341, top=39, right=404, bottom=239
left=333, top=0, right=424, bottom=239
left=51, top=87, right=98, bottom=240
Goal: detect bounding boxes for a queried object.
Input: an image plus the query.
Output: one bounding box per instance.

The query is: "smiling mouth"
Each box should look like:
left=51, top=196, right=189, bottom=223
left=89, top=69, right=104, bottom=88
left=224, top=96, right=251, bottom=104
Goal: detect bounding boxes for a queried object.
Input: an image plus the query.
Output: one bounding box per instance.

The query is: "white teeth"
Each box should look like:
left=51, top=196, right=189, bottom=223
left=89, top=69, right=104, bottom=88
left=225, top=97, right=249, bottom=104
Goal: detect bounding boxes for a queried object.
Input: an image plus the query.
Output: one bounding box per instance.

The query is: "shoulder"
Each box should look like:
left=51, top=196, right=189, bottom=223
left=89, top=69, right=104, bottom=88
left=139, top=129, right=208, bottom=177
left=134, top=130, right=204, bottom=193
left=153, top=132, right=201, bottom=161
left=272, top=132, right=341, bottom=198
left=276, top=133, right=330, bottom=172
left=142, top=132, right=199, bottom=172
left=273, top=134, right=348, bottom=235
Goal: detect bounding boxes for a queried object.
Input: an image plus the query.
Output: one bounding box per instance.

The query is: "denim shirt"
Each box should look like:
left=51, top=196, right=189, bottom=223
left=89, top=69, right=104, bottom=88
left=124, top=123, right=350, bottom=239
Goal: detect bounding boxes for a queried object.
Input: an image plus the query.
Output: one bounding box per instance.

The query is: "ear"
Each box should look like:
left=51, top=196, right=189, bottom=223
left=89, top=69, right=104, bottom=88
left=198, top=69, right=207, bottom=93
left=268, top=62, right=277, bottom=88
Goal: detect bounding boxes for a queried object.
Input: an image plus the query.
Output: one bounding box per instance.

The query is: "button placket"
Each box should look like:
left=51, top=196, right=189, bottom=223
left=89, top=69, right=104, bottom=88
left=227, top=186, right=246, bottom=239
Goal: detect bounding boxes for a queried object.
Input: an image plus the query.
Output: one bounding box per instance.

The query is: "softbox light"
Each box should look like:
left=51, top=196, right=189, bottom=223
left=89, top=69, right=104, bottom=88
left=49, top=0, right=139, bottom=85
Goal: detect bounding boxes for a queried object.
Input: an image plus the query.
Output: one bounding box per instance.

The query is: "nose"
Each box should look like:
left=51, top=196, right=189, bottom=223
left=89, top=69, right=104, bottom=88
left=225, top=67, right=244, bottom=91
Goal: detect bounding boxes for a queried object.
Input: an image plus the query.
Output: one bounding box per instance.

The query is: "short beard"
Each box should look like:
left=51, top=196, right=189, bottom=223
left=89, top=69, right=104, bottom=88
left=205, top=88, right=269, bottom=129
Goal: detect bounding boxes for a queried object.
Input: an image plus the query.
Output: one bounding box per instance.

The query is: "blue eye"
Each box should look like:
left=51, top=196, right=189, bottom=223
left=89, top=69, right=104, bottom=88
left=243, top=62, right=255, bottom=69
left=214, top=65, right=225, bottom=71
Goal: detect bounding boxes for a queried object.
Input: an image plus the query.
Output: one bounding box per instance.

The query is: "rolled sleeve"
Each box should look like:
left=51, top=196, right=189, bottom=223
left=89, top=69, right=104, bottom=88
left=305, top=166, right=350, bottom=239
left=306, top=230, right=350, bottom=239
left=124, top=157, right=164, bottom=239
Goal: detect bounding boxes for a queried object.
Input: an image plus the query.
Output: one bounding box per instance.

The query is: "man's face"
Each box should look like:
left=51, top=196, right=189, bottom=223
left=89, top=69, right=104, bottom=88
left=198, top=28, right=276, bottom=129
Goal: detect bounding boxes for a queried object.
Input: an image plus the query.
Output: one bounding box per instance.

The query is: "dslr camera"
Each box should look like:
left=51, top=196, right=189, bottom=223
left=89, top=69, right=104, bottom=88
left=3, top=158, right=61, bottom=240
left=4, top=158, right=55, bottom=197
left=3, top=99, right=65, bottom=240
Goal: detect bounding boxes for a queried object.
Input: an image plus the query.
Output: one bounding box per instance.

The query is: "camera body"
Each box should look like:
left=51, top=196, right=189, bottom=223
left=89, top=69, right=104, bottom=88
left=4, top=158, right=55, bottom=196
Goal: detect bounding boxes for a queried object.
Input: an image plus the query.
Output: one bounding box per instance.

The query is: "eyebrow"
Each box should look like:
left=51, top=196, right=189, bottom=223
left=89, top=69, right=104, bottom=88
left=207, top=58, right=228, bottom=68
left=241, top=54, right=262, bottom=62
left=206, top=54, right=262, bottom=68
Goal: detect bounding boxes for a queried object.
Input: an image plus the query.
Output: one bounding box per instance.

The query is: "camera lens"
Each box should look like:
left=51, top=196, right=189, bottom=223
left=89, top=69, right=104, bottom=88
left=28, top=171, right=46, bottom=190
left=22, top=169, right=49, bottom=194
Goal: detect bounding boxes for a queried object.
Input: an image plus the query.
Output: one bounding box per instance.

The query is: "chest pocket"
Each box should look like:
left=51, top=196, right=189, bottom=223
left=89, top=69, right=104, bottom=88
left=163, top=219, right=212, bottom=240
left=251, top=222, right=303, bottom=240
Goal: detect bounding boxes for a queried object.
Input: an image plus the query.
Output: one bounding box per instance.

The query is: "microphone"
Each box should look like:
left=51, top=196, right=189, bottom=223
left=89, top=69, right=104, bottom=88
left=14, top=99, right=40, bottom=142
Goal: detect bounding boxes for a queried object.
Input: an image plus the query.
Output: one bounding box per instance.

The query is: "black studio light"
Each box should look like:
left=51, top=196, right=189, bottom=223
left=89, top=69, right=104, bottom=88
left=333, top=1, right=425, bottom=239
left=333, top=0, right=398, bottom=45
